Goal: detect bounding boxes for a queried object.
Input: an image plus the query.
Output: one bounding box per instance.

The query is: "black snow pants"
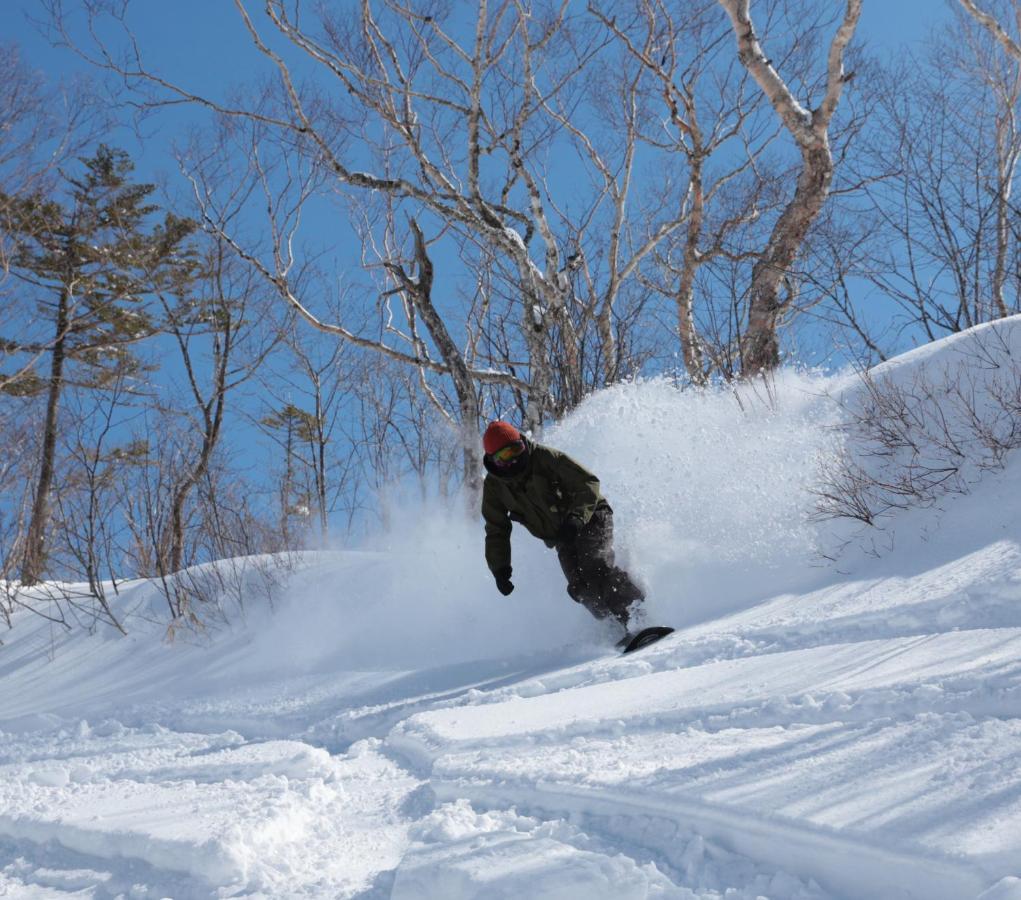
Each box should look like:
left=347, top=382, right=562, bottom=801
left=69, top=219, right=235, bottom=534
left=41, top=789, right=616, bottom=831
left=556, top=506, right=645, bottom=627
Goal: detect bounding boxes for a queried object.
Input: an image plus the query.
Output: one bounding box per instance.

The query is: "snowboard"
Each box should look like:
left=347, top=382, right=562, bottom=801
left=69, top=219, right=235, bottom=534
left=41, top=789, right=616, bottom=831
left=618, top=625, right=675, bottom=654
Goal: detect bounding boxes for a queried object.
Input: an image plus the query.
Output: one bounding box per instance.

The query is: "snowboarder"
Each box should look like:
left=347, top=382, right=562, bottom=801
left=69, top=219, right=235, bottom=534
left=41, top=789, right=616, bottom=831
left=480, top=421, right=646, bottom=631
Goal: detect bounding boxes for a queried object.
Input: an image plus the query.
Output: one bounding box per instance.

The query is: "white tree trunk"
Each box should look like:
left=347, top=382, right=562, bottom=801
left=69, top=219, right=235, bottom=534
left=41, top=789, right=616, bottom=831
left=959, top=0, right=1021, bottom=62
left=717, top=0, right=862, bottom=375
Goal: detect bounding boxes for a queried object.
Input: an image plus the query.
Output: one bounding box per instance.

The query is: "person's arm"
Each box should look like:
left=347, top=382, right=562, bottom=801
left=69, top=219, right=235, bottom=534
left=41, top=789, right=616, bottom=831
left=481, top=480, right=513, bottom=576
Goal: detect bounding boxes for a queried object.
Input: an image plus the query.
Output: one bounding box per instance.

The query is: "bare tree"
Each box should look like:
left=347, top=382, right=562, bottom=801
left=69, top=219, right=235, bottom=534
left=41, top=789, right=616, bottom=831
left=588, top=1, right=775, bottom=383
left=0, top=42, right=103, bottom=234
left=49, top=375, right=137, bottom=632
left=151, top=236, right=279, bottom=593
left=954, top=0, right=1021, bottom=326
left=258, top=320, right=357, bottom=543
left=0, top=407, right=39, bottom=626
left=859, top=5, right=1021, bottom=341
left=795, top=204, right=893, bottom=368
left=376, top=217, right=485, bottom=497
left=717, top=0, right=862, bottom=375
left=816, top=325, right=1021, bottom=531
left=47, top=3, right=566, bottom=423
left=343, top=351, right=463, bottom=531
left=959, top=0, right=1021, bottom=62
left=120, top=414, right=178, bottom=585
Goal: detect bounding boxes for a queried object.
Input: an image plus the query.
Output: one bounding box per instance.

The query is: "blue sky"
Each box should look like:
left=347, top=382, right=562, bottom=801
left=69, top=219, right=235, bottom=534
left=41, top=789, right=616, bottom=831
left=7, top=1, right=954, bottom=63
left=6, top=0, right=955, bottom=162
left=4, top=0, right=958, bottom=226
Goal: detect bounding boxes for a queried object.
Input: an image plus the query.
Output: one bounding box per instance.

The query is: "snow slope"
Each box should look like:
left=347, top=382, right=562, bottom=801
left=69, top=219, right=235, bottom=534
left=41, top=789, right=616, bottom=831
left=2, top=318, right=1021, bottom=899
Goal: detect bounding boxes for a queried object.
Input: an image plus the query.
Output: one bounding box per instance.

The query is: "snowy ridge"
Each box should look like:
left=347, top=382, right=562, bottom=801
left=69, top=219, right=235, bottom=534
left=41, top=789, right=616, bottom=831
left=2, top=318, right=1021, bottom=898
left=425, top=781, right=988, bottom=900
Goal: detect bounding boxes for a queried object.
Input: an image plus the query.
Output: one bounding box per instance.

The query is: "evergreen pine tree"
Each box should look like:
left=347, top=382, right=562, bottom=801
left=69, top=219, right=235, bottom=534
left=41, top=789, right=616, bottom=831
left=1, top=146, right=194, bottom=585
left=261, top=403, right=319, bottom=543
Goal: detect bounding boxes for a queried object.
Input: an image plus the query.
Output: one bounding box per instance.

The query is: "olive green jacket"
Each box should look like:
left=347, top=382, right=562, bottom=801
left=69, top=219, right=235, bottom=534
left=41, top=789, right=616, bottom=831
left=481, top=439, right=607, bottom=575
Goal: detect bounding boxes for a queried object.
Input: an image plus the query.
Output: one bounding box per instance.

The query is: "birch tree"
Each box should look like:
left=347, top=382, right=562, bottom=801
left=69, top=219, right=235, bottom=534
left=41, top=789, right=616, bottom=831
left=959, top=0, right=1021, bottom=63
left=862, top=4, right=1021, bottom=338
left=591, top=0, right=785, bottom=383
left=49, top=3, right=560, bottom=426
left=378, top=217, right=486, bottom=496
left=955, top=1, right=1021, bottom=323
left=50, top=375, right=135, bottom=632
left=717, top=0, right=862, bottom=375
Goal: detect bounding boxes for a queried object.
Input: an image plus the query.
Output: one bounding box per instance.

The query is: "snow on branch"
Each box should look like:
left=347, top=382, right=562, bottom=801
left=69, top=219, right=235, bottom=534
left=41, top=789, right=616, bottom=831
left=717, top=0, right=862, bottom=147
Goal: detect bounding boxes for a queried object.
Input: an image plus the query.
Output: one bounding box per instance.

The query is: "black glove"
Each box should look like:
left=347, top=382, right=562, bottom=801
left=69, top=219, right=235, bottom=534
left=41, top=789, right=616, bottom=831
left=494, top=566, right=514, bottom=596
left=558, top=516, right=583, bottom=543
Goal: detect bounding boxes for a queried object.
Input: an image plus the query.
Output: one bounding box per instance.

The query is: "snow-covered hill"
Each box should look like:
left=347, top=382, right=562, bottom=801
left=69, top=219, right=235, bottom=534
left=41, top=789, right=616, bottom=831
left=2, top=319, right=1020, bottom=899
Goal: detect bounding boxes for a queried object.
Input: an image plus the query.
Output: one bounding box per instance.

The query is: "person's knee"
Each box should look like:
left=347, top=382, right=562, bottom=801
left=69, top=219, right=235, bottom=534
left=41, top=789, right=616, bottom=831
left=578, top=559, right=612, bottom=586
left=566, top=578, right=586, bottom=603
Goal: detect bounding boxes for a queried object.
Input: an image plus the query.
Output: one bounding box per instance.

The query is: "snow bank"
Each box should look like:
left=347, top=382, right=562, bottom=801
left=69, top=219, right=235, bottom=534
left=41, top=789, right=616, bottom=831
left=818, top=314, right=1021, bottom=539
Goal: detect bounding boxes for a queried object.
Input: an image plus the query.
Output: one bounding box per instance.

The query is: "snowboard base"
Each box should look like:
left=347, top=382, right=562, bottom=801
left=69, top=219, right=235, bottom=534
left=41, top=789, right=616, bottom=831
left=619, top=625, right=675, bottom=654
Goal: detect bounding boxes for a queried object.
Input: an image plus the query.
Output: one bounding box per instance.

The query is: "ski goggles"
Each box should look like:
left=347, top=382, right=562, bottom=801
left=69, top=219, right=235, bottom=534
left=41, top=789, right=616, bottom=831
left=492, top=440, right=526, bottom=465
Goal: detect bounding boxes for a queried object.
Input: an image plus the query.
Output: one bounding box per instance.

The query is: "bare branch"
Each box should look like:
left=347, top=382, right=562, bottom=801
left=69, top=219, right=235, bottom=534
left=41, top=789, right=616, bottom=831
left=959, top=0, right=1021, bottom=62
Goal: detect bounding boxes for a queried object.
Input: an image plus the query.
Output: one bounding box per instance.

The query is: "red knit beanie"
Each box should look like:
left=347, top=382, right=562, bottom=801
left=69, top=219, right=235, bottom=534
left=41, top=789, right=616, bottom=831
left=483, top=421, right=522, bottom=455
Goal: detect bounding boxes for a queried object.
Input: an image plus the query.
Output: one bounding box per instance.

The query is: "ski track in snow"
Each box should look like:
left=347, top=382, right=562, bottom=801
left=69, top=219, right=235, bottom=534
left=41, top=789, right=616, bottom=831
left=3, top=321, right=1021, bottom=899
left=5, top=565, right=1020, bottom=900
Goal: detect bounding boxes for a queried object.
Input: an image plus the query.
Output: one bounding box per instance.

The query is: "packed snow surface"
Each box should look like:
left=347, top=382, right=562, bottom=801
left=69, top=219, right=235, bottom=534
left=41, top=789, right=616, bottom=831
left=2, top=318, right=1021, bottom=899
